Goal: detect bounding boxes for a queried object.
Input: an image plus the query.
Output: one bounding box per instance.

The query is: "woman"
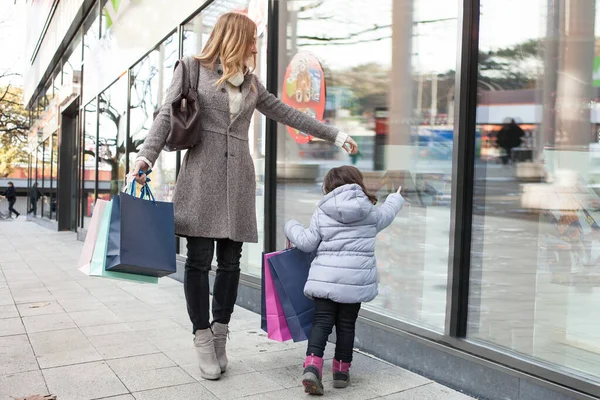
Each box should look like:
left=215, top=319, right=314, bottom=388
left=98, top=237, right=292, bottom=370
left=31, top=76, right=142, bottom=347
left=0, top=182, right=19, bottom=219
left=130, top=12, right=358, bottom=381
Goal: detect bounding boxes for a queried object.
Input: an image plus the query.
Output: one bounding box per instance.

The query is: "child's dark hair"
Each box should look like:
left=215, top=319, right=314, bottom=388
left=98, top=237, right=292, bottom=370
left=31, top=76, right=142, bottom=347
left=323, top=166, right=377, bottom=204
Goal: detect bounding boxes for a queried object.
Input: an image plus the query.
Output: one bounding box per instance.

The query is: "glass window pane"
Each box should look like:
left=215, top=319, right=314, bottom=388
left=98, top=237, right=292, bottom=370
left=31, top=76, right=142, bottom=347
left=275, top=0, right=460, bottom=330
left=35, top=145, right=42, bottom=218
left=180, top=1, right=268, bottom=275
left=82, top=100, right=97, bottom=230
left=98, top=76, right=127, bottom=201
left=468, top=0, right=600, bottom=383
left=129, top=33, right=178, bottom=202
left=42, top=139, right=51, bottom=219
left=51, top=133, right=58, bottom=220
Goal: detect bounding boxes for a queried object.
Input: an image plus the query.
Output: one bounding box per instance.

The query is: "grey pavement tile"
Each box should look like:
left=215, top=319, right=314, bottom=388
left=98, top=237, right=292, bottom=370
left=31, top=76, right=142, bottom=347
left=12, top=287, right=54, bottom=304
left=87, top=331, right=160, bottom=359
left=0, top=370, right=48, bottom=400
left=126, top=318, right=183, bottom=332
left=69, top=308, right=123, bottom=328
left=132, top=383, right=217, bottom=400
left=0, top=289, right=14, bottom=306
left=350, top=363, right=431, bottom=397
left=42, top=361, right=129, bottom=400
left=29, top=328, right=102, bottom=369
left=81, top=323, right=134, bottom=337
left=109, top=306, right=164, bottom=323
left=108, top=353, right=194, bottom=392
left=56, top=296, right=105, bottom=312
left=0, top=304, right=18, bottom=319
left=380, top=382, right=474, bottom=399
left=7, top=280, right=45, bottom=290
left=237, top=384, right=379, bottom=400
left=200, top=372, right=284, bottom=400
left=224, top=329, right=304, bottom=356
left=180, top=355, right=255, bottom=381
left=0, top=317, right=25, bottom=336
left=48, top=287, right=91, bottom=299
left=22, top=312, right=77, bottom=333
left=95, top=396, right=135, bottom=400
left=236, top=348, right=305, bottom=372
left=0, top=334, right=39, bottom=375
left=260, top=363, right=333, bottom=390
left=17, top=300, right=65, bottom=317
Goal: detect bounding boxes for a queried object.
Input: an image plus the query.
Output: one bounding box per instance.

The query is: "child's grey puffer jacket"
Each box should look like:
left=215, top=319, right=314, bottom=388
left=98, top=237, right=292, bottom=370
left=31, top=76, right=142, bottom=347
left=284, top=184, right=405, bottom=303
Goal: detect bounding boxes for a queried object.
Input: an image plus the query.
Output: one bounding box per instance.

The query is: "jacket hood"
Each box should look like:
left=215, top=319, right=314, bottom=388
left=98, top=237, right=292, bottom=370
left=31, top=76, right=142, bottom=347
left=318, top=184, right=373, bottom=224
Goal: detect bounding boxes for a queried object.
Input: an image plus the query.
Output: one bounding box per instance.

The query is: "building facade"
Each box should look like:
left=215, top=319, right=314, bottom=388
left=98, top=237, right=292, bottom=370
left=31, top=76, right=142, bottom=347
left=22, top=0, right=600, bottom=399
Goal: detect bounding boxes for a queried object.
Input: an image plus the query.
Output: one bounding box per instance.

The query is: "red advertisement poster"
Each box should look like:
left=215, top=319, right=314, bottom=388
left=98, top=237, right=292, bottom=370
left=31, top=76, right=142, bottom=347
left=282, top=52, right=327, bottom=144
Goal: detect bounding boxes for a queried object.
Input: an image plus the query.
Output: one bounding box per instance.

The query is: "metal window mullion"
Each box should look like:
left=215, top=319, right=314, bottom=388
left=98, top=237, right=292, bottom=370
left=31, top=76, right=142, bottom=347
left=445, top=0, right=481, bottom=338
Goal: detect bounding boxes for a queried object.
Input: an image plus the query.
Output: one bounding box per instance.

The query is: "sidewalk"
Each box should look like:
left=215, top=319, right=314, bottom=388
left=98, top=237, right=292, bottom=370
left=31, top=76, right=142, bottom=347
left=0, top=219, right=474, bottom=400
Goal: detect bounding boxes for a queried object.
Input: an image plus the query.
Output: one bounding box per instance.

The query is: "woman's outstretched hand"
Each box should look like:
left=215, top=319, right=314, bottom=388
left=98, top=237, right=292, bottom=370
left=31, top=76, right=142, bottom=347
left=343, top=136, right=359, bottom=155
left=128, top=160, right=149, bottom=186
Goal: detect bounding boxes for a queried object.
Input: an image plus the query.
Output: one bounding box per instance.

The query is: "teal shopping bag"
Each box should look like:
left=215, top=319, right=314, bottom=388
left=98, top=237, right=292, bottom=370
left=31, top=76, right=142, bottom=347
left=88, top=199, right=158, bottom=284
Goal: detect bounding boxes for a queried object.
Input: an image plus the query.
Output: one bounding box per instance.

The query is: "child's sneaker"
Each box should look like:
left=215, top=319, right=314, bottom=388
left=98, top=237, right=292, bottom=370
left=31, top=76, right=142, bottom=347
left=302, top=354, right=324, bottom=395
left=332, top=359, right=351, bottom=388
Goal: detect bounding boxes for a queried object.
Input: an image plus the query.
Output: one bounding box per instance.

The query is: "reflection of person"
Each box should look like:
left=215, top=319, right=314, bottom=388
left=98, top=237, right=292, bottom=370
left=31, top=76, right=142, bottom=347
left=130, top=12, right=359, bottom=381
left=28, top=183, right=42, bottom=216
left=0, top=182, right=19, bottom=218
left=284, top=166, right=404, bottom=395
left=496, top=119, right=525, bottom=165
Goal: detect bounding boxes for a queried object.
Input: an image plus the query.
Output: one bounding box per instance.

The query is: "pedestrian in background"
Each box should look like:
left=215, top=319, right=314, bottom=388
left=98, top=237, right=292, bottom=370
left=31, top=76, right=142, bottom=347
left=0, top=182, right=20, bottom=219
left=28, top=182, right=42, bottom=216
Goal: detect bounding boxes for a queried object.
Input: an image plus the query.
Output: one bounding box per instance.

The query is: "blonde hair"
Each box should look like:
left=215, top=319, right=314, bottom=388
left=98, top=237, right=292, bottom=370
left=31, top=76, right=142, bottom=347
left=195, top=12, right=257, bottom=86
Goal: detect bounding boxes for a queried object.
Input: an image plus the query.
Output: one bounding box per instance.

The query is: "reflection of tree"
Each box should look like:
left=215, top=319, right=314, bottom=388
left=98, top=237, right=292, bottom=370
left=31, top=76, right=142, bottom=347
left=478, top=39, right=541, bottom=90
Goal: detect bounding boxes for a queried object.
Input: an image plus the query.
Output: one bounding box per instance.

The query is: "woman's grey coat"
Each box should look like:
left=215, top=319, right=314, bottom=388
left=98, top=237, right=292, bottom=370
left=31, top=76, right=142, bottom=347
left=284, top=184, right=405, bottom=303
left=138, top=57, right=340, bottom=243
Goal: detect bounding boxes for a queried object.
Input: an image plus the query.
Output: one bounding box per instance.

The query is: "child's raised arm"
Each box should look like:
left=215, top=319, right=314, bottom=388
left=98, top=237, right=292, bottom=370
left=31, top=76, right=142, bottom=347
left=376, top=189, right=405, bottom=232
left=284, top=210, right=322, bottom=253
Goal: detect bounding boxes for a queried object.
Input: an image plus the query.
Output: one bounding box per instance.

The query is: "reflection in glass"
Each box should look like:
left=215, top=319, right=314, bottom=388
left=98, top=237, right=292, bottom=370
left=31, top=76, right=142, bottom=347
left=129, top=34, right=178, bottom=202
left=98, top=77, right=127, bottom=202
left=468, top=0, right=600, bottom=383
left=51, top=133, right=58, bottom=220
left=36, top=145, right=43, bottom=218
left=82, top=100, right=97, bottom=229
left=42, top=139, right=52, bottom=219
left=180, top=1, right=268, bottom=274
left=275, top=0, right=459, bottom=330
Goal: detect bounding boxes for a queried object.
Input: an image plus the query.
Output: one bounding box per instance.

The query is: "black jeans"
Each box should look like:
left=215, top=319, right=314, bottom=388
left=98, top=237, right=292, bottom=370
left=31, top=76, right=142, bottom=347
left=306, top=298, right=361, bottom=363
left=8, top=199, right=18, bottom=217
left=28, top=199, right=37, bottom=215
left=184, top=237, right=243, bottom=333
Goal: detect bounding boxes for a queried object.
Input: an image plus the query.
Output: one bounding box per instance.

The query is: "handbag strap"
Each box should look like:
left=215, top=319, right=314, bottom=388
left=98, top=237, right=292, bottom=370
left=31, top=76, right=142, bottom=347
left=190, top=58, right=199, bottom=91
left=177, top=58, right=190, bottom=97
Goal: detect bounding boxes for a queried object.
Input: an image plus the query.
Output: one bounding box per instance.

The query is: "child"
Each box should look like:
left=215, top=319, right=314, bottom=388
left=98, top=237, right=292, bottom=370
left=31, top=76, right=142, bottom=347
left=284, top=165, right=405, bottom=395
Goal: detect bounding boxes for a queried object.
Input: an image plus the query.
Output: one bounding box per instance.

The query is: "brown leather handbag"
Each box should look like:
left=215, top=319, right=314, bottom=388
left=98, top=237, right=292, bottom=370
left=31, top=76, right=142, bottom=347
left=164, top=57, right=202, bottom=151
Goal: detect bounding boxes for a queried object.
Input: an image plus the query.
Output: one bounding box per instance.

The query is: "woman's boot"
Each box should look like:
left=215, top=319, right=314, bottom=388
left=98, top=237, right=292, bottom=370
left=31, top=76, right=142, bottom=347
left=194, top=328, right=221, bottom=380
left=212, top=322, right=229, bottom=373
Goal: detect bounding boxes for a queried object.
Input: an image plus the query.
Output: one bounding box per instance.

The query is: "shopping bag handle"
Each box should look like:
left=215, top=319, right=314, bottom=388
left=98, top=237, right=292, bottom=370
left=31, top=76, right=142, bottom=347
left=124, top=170, right=156, bottom=203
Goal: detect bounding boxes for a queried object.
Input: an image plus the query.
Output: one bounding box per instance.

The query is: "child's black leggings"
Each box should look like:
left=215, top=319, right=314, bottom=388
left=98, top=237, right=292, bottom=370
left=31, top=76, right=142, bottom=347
left=306, top=298, right=361, bottom=363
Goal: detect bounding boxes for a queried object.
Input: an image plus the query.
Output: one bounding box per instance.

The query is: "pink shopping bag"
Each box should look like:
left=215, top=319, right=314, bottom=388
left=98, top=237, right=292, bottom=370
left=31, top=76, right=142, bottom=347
left=264, top=252, right=292, bottom=342
left=77, top=200, right=108, bottom=274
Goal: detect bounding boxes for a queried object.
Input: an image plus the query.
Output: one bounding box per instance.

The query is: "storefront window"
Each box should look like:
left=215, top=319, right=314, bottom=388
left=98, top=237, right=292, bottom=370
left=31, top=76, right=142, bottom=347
left=98, top=76, right=127, bottom=201
left=180, top=0, right=268, bottom=273
left=129, top=33, right=178, bottom=202
left=36, top=144, right=43, bottom=218
left=82, top=100, right=97, bottom=229
left=468, top=0, right=600, bottom=383
left=63, top=37, right=82, bottom=96
left=42, top=138, right=52, bottom=219
left=275, top=0, right=459, bottom=330
left=83, top=8, right=100, bottom=60
left=51, top=133, right=58, bottom=220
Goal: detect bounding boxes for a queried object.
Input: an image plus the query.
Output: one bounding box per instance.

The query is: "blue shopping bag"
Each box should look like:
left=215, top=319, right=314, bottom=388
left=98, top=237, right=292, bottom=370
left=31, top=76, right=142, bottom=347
left=267, top=248, right=315, bottom=341
left=105, top=178, right=176, bottom=278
